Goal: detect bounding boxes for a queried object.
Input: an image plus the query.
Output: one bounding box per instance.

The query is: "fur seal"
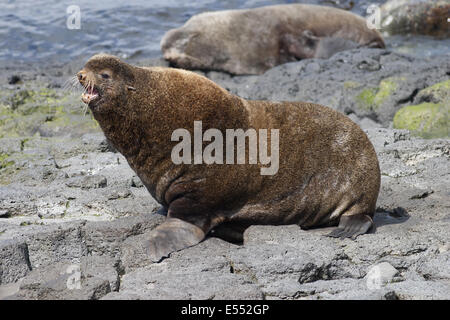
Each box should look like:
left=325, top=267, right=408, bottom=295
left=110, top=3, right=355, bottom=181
left=78, top=54, right=381, bottom=262
left=161, top=4, right=385, bottom=75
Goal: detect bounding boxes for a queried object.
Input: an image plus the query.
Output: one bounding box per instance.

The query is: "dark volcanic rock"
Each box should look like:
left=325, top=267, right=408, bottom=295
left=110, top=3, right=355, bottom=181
left=0, top=239, right=32, bottom=285
left=0, top=47, right=449, bottom=299
left=5, top=256, right=119, bottom=300
left=209, top=49, right=450, bottom=127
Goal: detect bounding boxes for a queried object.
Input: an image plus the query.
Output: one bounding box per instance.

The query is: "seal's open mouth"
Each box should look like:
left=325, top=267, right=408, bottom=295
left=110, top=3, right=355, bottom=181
left=81, top=86, right=101, bottom=105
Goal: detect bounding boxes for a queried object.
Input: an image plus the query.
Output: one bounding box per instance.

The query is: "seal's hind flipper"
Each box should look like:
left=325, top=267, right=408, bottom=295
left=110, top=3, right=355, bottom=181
left=327, top=214, right=373, bottom=240
left=145, top=218, right=205, bottom=263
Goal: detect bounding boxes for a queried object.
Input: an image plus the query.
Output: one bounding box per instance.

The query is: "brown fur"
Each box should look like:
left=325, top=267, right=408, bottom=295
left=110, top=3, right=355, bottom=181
left=161, top=4, right=385, bottom=75
left=78, top=54, right=381, bottom=259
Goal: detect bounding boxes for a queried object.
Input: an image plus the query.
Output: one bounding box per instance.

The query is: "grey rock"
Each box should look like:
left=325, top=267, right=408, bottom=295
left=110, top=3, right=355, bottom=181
left=130, top=175, right=144, bottom=188
left=81, top=133, right=116, bottom=153
left=415, top=252, right=450, bottom=280
left=80, top=255, right=122, bottom=292
left=121, top=234, right=233, bottom=273
left=212, top=50, right=450, bottom=127
left=0, top=281, right=22, bottom=299
left=107, top=269, right=263, bottom=300
left=0, top=138, right=23, bottom=155
left=120, top=232, right=155, bottom=272
left=0, top=49, right=449, bottom=300
left=5, top=260, right=112, bottom=300
left=114, top=237, right=263, bottom=299
left=0, top=239, right=32, bottom=284
left=263, top=277, right=398, bottom=300
left=84, top=213, right=164, bottom=258
left=23, top=222, right=88, bottom=270
left=0, top=210, right=10, bottom=218
left=359, top=117, right=382, bottom=129
left=387, top=280, right=450, bottom=300
left=107, top=188, right=132, bottom=200
left=236, top=225, right=363, bottom=286
left=100, top=291, right=142, bottom=300
left=365, top=262, right=399, bottom=288
left=66, top=174, right=107, bottom=189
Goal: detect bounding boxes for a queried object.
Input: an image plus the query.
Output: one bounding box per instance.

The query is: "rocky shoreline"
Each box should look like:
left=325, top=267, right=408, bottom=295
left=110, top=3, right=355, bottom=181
left=0, top=47, right=449, bottom=299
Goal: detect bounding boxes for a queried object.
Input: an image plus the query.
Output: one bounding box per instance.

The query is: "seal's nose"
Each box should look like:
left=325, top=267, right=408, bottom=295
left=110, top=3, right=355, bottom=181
left=77, top=71, right=86, bottom=82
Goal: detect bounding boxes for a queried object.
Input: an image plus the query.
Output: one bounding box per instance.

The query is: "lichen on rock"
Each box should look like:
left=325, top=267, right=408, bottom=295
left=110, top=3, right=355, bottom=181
left=393, top=80, right=450, bottom=139
left=393, top=102, right=449, bottom=139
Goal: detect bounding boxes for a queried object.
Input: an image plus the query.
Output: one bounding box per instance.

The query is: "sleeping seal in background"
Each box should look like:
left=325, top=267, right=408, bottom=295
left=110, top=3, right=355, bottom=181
left=78, top=54, right=381, bottom=262
left=161, top=4, right=385, bottom=75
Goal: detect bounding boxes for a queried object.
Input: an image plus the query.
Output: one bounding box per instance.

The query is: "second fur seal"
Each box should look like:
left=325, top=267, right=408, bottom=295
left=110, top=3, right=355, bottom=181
left=78, top=54, right=381, bottom=262
left=161, top=4, right=386, bottom=74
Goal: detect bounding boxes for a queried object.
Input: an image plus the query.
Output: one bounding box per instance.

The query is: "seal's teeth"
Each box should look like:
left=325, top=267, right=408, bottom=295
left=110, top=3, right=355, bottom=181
left=81, top=91, right=99, bottom=105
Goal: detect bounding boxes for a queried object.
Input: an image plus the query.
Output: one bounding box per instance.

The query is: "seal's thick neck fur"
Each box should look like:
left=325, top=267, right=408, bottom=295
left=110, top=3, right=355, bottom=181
left=78, top=54, right=254, bottom=210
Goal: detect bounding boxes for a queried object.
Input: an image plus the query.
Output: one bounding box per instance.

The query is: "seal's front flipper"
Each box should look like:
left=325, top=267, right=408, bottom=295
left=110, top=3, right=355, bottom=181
left=145, top=218, right=205, bottom=262
left=280, top=30, right=319, bottom=60
left=314, top=37, right=359, bottom=59
left=327, top=214, right=373, bottom=240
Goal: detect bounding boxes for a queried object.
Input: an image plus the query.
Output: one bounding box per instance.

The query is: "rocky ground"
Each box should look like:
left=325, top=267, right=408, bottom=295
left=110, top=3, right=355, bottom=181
left=0, top=47, right=449, bottom=300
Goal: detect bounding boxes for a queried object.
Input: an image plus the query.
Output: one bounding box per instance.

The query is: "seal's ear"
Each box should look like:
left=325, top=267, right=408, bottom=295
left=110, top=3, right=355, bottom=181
left=127, top=86, right=136, bottom=91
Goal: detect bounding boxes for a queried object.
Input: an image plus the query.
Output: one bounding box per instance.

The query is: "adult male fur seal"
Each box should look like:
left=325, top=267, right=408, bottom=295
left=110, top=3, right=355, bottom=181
left=78, top=54, right=381, bottom=262
left=161, top=4, right=385, bottom=75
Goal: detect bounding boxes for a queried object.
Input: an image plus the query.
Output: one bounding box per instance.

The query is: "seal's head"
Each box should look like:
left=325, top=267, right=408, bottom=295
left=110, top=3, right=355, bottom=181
left=77, top=54, right=136, bottom=113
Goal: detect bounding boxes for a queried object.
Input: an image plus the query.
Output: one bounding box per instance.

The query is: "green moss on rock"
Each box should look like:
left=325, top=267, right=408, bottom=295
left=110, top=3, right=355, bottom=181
left=343, top=81, right=362, bottom=90
left=356, top=88, right=377, bottom=110
left=356, top=78, right=399, bottom=111
left=375, top=80, right=398, bottom=105
left=393, top=102, right=449, bottom=139
left=0, top=152, right=14, bottom=169
left=416, top=80, right=450, bottom=104
left=0, top=86, right=99, bottom=138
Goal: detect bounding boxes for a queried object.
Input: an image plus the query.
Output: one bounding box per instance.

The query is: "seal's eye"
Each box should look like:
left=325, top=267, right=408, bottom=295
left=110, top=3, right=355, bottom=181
left=101, top=73, right=110, bottom=79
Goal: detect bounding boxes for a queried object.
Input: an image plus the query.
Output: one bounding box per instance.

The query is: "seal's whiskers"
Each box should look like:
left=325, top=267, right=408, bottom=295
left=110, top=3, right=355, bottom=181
left=62, top=76, right=82, bottom=93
